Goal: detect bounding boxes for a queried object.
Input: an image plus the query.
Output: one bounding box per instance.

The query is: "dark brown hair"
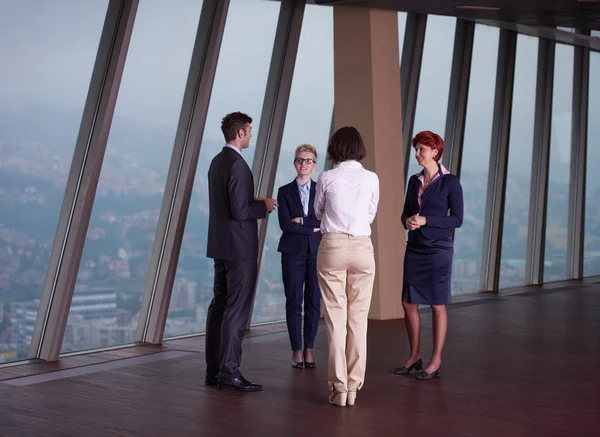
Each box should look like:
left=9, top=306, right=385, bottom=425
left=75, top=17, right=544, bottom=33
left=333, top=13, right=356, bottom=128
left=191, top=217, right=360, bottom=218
left=327, top=126, right=366, bottom=164
left=221, top=112, right=252, bottom=142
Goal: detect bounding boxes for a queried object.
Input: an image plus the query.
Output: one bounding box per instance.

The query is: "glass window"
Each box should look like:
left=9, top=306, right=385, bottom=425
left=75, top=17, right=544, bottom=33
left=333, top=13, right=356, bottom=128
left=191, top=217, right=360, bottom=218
left=583, top=51, right=600, bottom=276
left=252, top=4, right=334, bottom=325
left=499, top=35, right=538, bottom=289
left=543, top=44, right=573, bottom=283
left=165, top=0, right=280, bottom=337
left=398, top=12, right=407, bottom=55
left=0, top=0, right=108, bottom=363
left=592, top=31, right=600, bottom=38
left=62, top=0, right=204, bottom=353
left=406, top=15, right=456, bottom=179
left=452, top=24, right=500, bottom=295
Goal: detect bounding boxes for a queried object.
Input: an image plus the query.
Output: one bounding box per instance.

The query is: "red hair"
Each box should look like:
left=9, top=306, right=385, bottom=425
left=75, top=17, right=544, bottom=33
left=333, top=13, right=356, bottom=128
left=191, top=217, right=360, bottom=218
left=412, top=130, right=444, bottom=162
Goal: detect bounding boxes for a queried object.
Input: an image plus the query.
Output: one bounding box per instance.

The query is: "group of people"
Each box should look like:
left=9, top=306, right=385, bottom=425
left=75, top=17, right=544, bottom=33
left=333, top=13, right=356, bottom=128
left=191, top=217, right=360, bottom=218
left=204, top=111, right=464, bottom=407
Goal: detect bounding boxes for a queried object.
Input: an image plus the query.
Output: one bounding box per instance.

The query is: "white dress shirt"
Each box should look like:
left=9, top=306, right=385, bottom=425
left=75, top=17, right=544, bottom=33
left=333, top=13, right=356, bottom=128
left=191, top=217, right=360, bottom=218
left=314, top=161, right=379, bottom=236
left=224, top=143, right=242, bottom=155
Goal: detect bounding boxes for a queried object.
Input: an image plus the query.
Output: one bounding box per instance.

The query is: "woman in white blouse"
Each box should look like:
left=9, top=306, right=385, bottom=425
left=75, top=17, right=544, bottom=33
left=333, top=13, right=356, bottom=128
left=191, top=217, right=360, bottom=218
left=314, top=126, right=380, bottom=407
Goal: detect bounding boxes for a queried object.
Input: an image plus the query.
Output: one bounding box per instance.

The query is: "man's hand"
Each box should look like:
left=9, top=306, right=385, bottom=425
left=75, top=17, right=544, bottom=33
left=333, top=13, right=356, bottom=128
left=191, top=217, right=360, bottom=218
left=259, top=198, right=278, bottom=213
left=291, top=217, right=302, bottom=224
left=313, top=228, right=320, bottom=233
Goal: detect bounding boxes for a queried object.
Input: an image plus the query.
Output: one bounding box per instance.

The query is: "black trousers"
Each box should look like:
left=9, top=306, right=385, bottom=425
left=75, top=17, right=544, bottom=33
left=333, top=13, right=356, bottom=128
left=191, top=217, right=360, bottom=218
left=281, top=252, right=320, bottom=351
left=205, top=258, right=257, bottom=380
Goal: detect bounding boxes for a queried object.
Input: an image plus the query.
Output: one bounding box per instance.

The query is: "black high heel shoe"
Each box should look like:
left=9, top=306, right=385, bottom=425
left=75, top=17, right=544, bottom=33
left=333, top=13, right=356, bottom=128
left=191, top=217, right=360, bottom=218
left=304, top=349, right=316, bottom=369
left=415, top=365, right=441, bottom=380
left=393, top=358, right=423, bottom=375
left=291, top=360, right=304, bottom=369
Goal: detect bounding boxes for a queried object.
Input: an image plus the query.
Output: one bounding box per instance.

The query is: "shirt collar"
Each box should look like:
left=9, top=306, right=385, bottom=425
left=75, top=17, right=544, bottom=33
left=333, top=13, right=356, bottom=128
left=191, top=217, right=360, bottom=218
left=417, top=163, right=450, bottom=180
left=224, top=143, right=242, bottom=156
left=333, top=160, right=363, bottom=169
left=296, top=178, right=311, bottom=190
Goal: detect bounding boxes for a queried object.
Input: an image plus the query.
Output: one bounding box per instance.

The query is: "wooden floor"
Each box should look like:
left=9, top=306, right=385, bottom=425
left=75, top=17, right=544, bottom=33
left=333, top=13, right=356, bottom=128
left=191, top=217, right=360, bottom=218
left=1, top=282, right=599, bottom=437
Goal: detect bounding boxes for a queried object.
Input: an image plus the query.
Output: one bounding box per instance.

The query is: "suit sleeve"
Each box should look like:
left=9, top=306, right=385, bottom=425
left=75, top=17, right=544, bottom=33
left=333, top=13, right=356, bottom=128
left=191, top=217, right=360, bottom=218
left=227, top=160, right=267, bottom=221
left=277, top=188, right=315, bottom=236
left=302, top=214, right=321, bottom=229
left=425, top=177, right=464, bottom=229
left=401, top=176, right=413, bottom=229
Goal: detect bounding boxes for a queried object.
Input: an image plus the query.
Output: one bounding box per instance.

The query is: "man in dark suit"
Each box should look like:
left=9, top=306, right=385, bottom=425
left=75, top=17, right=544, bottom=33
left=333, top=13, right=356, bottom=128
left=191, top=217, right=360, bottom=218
left=205, top=112, right=277, bottom=391
left=277, top=145, right=322, bottom=368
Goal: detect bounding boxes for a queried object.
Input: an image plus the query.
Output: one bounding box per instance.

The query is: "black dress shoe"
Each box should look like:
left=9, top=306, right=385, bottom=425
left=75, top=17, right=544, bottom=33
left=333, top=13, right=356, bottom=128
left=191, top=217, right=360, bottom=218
left=205, top=375, right=219, bottom=386
left=415, top=365, right=441, bottom=380
left=393, top=358, right=423, bottom=375
left=291, top=361, right=304, bottom=369
left=218, top=376, right=263, bottom=391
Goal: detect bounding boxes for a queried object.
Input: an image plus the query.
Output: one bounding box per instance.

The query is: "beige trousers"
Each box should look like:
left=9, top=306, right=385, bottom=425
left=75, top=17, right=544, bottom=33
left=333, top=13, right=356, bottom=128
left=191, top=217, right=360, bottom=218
left=316, top=233, right=376, bottom=394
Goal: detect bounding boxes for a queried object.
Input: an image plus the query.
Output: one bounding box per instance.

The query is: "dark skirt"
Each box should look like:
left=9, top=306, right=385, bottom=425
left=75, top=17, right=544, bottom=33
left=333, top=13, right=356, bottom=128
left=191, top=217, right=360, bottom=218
left=402, top=244, right=453, bottom=305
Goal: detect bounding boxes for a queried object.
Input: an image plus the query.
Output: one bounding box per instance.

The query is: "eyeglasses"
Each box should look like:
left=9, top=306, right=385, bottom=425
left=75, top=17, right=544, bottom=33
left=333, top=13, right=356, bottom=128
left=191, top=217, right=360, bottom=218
left=294, top=158, right=316, bottom=165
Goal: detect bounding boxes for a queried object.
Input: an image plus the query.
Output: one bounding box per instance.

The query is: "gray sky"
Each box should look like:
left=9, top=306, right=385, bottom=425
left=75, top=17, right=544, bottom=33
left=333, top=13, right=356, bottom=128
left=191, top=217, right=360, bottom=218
left=0, top=0, right=598, bottom=309
left=0, top=0, right=108, bottom=111
left=0, top=0, right=595, bottom=182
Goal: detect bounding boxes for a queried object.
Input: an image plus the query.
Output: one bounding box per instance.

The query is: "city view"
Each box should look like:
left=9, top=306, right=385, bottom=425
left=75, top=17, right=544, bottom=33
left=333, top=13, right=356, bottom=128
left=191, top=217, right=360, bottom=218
left=0, top=1, right=598, bottom=365
left=2, top=106, right=598, bottom=362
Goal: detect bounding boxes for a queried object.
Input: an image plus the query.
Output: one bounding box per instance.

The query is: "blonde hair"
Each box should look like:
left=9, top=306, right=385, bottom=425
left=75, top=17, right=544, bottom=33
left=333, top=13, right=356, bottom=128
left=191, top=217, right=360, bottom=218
left=295, top=144, right=318, bottom=160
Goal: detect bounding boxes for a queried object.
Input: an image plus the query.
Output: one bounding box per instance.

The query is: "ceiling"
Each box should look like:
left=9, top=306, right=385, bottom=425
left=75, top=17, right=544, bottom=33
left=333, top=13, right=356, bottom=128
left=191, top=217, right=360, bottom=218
left=313, top=0, right=600, bottom=30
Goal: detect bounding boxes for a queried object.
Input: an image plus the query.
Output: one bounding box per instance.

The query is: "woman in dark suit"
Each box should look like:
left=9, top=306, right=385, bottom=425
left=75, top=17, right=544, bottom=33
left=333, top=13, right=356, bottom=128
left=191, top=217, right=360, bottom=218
left=394, top=131, right=463, bottom=380
left=277, top=144, right=322, bottom=368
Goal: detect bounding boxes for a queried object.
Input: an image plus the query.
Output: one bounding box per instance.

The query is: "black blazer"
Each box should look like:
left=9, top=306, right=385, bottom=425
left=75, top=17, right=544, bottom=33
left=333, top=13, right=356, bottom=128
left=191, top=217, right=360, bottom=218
left=401, top=169, right=464, bottom=248
left=206, top=147, right=267, bottom=260
left=276, top=179, right=322, bottom=255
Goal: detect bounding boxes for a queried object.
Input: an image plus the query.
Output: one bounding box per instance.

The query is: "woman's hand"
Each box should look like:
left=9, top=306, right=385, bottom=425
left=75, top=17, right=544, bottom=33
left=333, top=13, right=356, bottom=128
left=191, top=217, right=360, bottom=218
left=406, top=213, right=426, bottom=230
left=406, top=217, right=420, bottom=230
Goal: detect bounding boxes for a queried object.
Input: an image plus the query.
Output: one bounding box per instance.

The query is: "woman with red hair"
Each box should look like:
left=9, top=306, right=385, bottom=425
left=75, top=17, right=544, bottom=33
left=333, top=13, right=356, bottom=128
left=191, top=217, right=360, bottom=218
left=394, top=130, right=463, bottom=380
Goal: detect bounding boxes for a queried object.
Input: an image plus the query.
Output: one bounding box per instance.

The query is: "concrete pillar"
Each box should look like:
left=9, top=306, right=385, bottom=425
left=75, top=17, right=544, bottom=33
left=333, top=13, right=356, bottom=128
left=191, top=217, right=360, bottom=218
left=333, top=6, right=406, bottom=319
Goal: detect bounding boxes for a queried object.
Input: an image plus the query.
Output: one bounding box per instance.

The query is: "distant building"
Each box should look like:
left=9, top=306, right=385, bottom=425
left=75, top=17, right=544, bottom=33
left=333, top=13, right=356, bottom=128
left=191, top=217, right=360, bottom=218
left=71, top=285, right=117, bottom=320
left=11, top=299, right=40, bottom=355
left=64, top=314, right=136, bottom=352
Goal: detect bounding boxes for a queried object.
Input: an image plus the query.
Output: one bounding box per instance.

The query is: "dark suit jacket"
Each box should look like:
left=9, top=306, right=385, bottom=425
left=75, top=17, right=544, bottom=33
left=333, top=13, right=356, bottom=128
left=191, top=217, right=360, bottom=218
left=401, top=169, right=464, bottom=248
left=206, top=147, right=267, bottom=260
left=276, top=179, right=322, bottom=255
